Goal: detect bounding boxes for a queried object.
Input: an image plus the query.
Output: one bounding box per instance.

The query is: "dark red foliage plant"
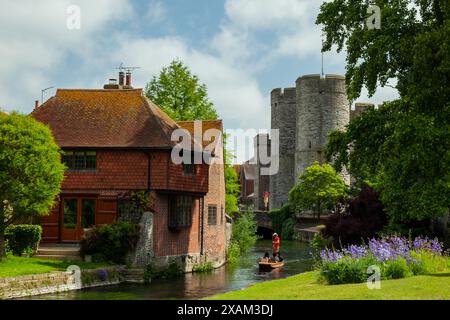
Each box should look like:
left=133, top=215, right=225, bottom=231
left=323, top=185, right=387, bottom=247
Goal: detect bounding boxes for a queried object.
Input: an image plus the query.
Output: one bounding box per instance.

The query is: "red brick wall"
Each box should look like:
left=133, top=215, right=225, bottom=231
left=203, top=141, right=227, bottom=262
left=152, top=192, right=201, bottom=256
left=149, top=151, right=209, bottom=193
left=63, top=150, right=209, bottom=194
left=62, top=151, right=149, bottom=190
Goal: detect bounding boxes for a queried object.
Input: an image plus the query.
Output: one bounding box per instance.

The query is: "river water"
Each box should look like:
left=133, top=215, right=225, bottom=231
left=32, top=240, right=313, bottom=300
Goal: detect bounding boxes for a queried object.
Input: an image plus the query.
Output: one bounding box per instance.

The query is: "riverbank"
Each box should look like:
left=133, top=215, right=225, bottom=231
left=209, top=271, right=450, bottom=300
left=27, top=240, right=313, bottom=300
left=0, top=255, right=110, bottom=278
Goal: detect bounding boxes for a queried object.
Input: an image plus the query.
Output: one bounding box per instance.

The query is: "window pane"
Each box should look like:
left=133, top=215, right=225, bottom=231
left=208, top=205, right=217, bottom=225
left=74, top=152, right=85, bottom=169
left=63, top=152, right=74, bottom=169
left=81, top=199, right=96, bottom=228
left=85, top=153, right=96, bottom=170
left=63, top=199, right=78, bottom=229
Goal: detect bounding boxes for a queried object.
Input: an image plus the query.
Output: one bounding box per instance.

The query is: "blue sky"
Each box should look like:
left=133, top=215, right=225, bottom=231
left=0, top=0, right=398, bottom=163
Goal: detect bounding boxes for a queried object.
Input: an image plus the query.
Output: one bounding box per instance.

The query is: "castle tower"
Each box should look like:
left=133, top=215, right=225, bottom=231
left=295, top=74, right=350, bottom=182
left=269, top=87, right=297, bottom=210
left=350, top=102, right=374, bottom=120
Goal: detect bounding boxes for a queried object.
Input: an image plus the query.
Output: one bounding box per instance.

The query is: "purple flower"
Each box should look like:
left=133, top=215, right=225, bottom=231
left=320, top=248, right=344, bottom=263
left=343, top=245, right=367, bottom=259
left=319, top=235, right=443, bottom=265
left=413, top=236, right=443, bottom=255
left=98, top=269, right=108, bottom=281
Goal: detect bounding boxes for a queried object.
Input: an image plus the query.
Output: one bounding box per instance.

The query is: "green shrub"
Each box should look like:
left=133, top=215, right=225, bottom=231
left=80, top=221, right=140, bottom=264
left=269, top=204, right=296, bottom=240
left=226, top=241, right=241, bottom=265
left=382, top=258, right=413, bottom=279
left=410, top=250, right=449, bottom=274
left=145, top=261, right=183, bottom=280
left=193, top=261, right=214, bottom=272
left=232, top=210, right=259, bottom=253
left=311, top=233, right=327, bottom=251
left=5, top=224, right=42, bottom=256
left=320, top=257, right=376, bottom=285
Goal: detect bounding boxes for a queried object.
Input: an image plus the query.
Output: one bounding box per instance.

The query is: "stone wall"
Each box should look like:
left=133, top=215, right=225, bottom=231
left=268, top=74, right=356, bottom=210
left=0, top=266, right=122, bottom=300
left=295, top=74, right=350, bottom=182
left=270, top=87, right=297, bottom=210
left=129, top=211, right=154, bottom=266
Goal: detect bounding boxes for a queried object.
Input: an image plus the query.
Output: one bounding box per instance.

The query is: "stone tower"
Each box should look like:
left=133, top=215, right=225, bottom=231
left=295, top=74, right=350, bottom=182
left=269, top=74, right=353, bottom=210
left=270, top=87, right=297, bottom=210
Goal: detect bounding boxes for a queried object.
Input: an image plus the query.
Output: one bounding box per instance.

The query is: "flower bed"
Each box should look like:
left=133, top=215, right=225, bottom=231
left=318, top=236, right=449, bottom=285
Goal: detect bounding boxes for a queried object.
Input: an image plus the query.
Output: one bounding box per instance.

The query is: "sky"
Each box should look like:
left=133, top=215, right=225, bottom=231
left=0, top=0, right=399, bottom=163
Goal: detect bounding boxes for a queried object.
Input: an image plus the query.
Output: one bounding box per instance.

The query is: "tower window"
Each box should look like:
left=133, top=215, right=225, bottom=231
left=309, top=141, right=312, bottom=149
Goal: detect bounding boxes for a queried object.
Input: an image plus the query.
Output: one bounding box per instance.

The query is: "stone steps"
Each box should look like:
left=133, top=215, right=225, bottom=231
left=35, top=246, right=81, bottom=261
left=34, top=254, right=82, bottom=261
left=123, top=268, right=145, bottom=284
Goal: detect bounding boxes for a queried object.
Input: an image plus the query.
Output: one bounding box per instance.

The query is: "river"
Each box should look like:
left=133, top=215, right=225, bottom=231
left=31, top=240, right=313, bottom=300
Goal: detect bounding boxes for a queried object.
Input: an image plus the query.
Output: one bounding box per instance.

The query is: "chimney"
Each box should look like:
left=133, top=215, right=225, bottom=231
left=118, top=71, right=125, bottom=86
left=34, top=100, right=39, bottom=109
left=103, top=78, right=120, bottom=89
left=125, top=71, right=131, bottom=87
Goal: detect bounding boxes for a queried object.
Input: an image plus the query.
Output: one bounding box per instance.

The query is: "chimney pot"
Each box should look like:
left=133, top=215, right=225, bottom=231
left=118, top=71, right=125, bottom=86
left=125, top=72, right=131, bottom=86
left=35, top=100, right=39, bottom=109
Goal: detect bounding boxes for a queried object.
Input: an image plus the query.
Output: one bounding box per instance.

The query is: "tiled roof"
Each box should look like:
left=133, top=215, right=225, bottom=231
left=177, top=120, right=223, bottom=148
left=31, top=89, right=180, bottom=149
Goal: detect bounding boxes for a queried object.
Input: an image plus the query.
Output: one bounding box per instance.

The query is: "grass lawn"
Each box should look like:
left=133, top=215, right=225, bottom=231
left=0, top=255, right=111, bottom=278
left=209, top=271, right=450, bottom=300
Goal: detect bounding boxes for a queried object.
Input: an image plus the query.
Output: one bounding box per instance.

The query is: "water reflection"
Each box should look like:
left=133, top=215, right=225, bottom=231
left=29, top=240, right=312, bottom=300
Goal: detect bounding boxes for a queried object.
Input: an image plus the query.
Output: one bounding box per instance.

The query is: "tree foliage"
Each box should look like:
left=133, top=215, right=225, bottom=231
left=318, top=0, right=450, bottom=223
left=224, top=147, right=240, bottom=216
left=323, top=186, right=387, bottom=247
left=145, top=60, right=239, bottom=216
left=145, top=59, right=218, bottom=121
left=231, top=210, right=259, bottom=254
left=0, top=113, right=65, bottom=259
left=289, top=162, right=347, bottom=219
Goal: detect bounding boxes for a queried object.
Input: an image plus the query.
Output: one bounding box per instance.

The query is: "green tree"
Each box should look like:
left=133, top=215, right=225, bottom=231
left=0, top=113, right=65, bottom=259
left=318, top=0, right=450, bottom=223
left=231, top=210, right=259, bottom=254
left=224, top=148, right=240, bottom=216
left=289, top=162, right=347, bottom=219
left=145, top=61, right=239, bottom=216
left=145, top=59, right=218, bottom=121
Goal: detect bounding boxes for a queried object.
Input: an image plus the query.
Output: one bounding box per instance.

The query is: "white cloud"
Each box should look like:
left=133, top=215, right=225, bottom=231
left=224, top=0, right=310, bottom=30
left=356, top=79, right=400, bottom=107
left=146, top=0, right=167, bottom=24
left=0, top=0, right=132, bottom=112
left=110, top=35, right=269, bottom=130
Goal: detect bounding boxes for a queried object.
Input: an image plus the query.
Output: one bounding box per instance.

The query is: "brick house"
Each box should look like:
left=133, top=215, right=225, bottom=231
left=31, top=79, right=228, bottom=270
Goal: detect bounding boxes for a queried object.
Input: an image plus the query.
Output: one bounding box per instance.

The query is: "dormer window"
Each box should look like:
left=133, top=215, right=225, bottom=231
left=63, top=150, right=96, bottom=171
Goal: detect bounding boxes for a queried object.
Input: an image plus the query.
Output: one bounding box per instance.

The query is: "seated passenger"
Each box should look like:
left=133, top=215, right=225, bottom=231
left=260, top=251, right=270, bottom=263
